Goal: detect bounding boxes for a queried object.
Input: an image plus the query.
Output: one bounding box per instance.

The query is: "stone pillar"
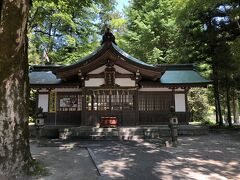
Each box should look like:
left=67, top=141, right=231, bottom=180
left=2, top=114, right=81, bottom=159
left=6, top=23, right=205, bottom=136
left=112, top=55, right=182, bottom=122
left=169, top=106, right=178, bottom=146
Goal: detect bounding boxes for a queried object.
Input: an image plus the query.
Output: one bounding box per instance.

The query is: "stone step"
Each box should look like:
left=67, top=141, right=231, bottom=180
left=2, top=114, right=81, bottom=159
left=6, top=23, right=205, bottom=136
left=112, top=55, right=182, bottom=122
left=31, top=125, right=209, bottom=139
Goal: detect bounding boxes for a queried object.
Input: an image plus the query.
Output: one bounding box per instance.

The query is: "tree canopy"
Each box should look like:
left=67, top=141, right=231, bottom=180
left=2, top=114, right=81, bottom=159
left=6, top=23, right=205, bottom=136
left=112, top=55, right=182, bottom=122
left=28, top=0, right=115, bottom=64
left=121, top=0, right=179, bottom=64
left=175, top=0, right=240, bottom=125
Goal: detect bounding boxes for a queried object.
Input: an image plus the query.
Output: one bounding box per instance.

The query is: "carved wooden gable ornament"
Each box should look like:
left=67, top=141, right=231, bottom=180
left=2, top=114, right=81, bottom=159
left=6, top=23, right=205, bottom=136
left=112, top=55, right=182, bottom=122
left=104, top=62, right=115, bottom=86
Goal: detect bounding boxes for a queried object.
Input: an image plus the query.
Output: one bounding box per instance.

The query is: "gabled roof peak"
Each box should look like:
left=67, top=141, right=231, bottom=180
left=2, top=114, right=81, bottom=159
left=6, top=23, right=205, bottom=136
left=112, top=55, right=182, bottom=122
left=101, top=28, right=117, bottom=45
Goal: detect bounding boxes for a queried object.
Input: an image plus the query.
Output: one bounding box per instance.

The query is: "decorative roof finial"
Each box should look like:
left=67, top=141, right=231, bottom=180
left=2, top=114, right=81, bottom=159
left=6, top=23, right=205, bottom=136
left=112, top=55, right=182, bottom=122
left=101, top=27, right=117, bottom=45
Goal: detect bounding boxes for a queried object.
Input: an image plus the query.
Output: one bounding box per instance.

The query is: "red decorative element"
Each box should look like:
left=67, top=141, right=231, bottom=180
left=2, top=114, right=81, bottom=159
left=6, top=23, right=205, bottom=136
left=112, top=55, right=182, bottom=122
left=100, top=117, right=118, bottom=128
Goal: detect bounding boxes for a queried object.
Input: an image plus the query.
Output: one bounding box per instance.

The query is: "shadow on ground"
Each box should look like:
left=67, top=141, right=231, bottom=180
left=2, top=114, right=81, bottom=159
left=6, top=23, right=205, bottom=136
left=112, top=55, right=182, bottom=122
left=88, top=132, right=240, bottom=179
left=31, top=142, right=99, bottom=180
left=30, top=131, right=240, bottom=180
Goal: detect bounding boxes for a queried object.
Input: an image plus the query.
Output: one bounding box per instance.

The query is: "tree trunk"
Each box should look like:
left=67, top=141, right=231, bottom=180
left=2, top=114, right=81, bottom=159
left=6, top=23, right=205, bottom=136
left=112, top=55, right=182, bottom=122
left=225, top=75, right=232, bottom=126
left=0, top=0, right=32, bottom=176
left=214, top=95, right=219, bottom=124
left=216, top=89, right=223, bottom=126
left=213, top=67, right=223, bottom=126
left=226, top=88, right=232, bottom=126
left=232, top=90, right=239, bottom=124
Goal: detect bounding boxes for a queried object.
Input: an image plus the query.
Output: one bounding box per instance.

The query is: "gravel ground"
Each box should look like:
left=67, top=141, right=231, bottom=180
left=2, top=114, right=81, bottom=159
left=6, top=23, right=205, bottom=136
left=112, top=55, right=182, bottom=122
left=11, top=130, right=239, bottom=180
left=88, top=131, right=240, bottom=180
left=30, top=142, right=99, bottom=180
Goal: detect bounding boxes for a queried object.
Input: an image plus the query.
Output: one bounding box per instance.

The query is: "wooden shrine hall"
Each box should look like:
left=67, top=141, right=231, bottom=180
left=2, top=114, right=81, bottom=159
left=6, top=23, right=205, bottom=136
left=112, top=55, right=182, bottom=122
left=29, top=30, right=210, bottom=127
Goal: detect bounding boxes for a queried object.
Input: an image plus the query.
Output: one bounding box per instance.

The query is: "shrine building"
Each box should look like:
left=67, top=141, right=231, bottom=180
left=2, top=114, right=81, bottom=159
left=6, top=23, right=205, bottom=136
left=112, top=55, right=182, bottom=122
left=29, top=31, right=210, bottom=127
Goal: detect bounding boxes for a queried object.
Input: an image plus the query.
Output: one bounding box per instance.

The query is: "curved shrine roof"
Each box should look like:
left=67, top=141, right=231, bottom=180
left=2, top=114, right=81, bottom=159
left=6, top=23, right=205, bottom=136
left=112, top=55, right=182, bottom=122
left=160, top=70, right=211, bottom=85
left=29, top=71, right=62, bottom=85
left=54, top=42, right=156, bottom=76
left=29, top=30, right=211, bottom=87
left=29, top=65, right=211, bottom=87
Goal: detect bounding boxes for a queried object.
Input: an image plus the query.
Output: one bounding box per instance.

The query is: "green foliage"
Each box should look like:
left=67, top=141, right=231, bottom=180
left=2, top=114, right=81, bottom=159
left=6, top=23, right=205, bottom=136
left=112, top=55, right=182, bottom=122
left=122, top=0, right=179, bottom=64
left=175, top=0, right=240, bottom=125
left=209, top=124, right=240, bottom=130
left=26, top=159, right=49, bottom=176
left=97, top=0, right=117, bottom=33
left=176, top=0, right=240, bottom=65
left=95, top=0, right=127, bottom=46
left=28, top=0, right=113, bottom=65
left=188, top=88, right=211, bottom=122
left=29, top=89, right=37, bottom=118
left=231, top=37, right=240, bottom=66
left=201, top=119, right=215, bottom=126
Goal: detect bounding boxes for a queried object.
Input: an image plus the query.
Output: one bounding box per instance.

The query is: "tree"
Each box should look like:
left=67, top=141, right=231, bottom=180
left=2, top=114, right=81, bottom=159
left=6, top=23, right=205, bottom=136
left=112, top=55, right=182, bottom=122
left=0, top=0, right=32, bottom=176
left=96, top=0, right=127, bottom=45
left=122, top=0, right=179, bottom=64
left=188, top=88, right=210, bottom=123
left=176, top=0, right=240, bottom=126
left=28, top=0, right=114, bottom=65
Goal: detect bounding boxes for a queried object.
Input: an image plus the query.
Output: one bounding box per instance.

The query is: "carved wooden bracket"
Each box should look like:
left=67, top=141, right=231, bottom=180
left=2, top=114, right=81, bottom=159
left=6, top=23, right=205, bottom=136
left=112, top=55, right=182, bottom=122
left=78, top=69, right=85, bottom=80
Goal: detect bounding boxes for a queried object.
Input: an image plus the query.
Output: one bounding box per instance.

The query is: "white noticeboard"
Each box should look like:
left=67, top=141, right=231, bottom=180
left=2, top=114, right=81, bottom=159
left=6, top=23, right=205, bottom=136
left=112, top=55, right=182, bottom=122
left=174, top=94, right=186, bottom=112
left=38, top=94, right=49, bottom=112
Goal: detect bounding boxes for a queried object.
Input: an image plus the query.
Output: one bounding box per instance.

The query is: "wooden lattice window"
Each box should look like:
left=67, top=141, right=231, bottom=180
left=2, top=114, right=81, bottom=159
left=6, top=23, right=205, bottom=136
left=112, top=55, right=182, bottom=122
left=111, top=94, right=122, bottom=110
left=86, top=95, right=93, bottom=110
left=86, top=90, right=134, bottom=111
left=139, top=93, right=172, bottom=111
left=122, top=93, right=134, bottom=110
left=97, top=94, right=110, bottom=110
left=86, top=91, right=110, bottom=111
left=139, top=94, right=145, bottom=111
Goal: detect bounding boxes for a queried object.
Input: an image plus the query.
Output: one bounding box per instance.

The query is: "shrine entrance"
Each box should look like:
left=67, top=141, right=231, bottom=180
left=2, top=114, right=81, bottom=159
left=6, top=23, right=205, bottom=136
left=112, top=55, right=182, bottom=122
left=83, top=89, right=137, bottom=126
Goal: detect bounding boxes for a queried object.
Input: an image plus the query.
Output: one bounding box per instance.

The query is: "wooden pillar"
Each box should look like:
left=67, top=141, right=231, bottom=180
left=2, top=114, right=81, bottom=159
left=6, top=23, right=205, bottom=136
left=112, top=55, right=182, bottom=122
left=36, top=88, right=40, bottom=112
left=135, top=70, right=141, bottom=126
left=184, top=88, right=188, bottom=112
left=81, top=88, right=86, bottom=125
left=171, top=87, right=175, bottom=107
left=184, top=87, right=190, bottom=124
left=134, top=89, right=139, bottom=125
left=79, top=70, right=86, bottom=126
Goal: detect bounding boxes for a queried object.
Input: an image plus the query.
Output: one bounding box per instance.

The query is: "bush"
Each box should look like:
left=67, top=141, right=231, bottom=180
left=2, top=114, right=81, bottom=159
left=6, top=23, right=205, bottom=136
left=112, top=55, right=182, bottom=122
left=188, top=88, right=210, bottom=122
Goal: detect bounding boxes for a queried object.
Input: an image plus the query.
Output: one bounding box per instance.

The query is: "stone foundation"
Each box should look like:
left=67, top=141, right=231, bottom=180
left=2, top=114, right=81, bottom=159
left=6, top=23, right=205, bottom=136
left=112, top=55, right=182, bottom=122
left=30, top=125, right=209, bottom=140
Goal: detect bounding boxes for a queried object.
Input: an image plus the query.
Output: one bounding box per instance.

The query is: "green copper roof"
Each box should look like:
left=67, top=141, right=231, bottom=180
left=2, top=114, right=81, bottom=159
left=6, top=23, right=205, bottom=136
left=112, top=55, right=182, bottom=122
left=160, top=70, right=211, bottom=84
left=29, top=71, right=62, bottom=85
left=29, top=70, right=211, bottom=86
